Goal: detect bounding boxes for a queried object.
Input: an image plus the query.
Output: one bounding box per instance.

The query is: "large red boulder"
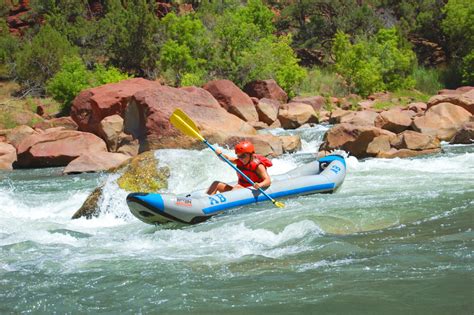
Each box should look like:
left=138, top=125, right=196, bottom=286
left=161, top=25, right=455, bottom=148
left=203, top=79, right=258, bottom=122
left=412, top=103, right=472, bottom=140
left=124, top=85, right=258, bottom=151
left=427, top=88, right=474, bottom=114
left=319, top=123, right=396, bottom=158
left=64, top=152, right=130, bottom=174
left=16, top=129, right=108, bottom=168
left=243, top=79, right=288, bottom=104
left=71, top=78, right=160, bottom=134
left=278, top=103, right=318, bottom=129
left=0, top=142, right=17, bottom=170
left=375, top=108, right=413, bottom=133
left=290, top=95, right=325, bottom=112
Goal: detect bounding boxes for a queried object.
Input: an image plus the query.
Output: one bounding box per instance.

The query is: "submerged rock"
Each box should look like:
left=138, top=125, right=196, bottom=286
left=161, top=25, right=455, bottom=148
left=72, top=151, right=170, bottom=219
left=116, top=151, right=170, bottom=192
left=71, top=185, right=104, bottom=219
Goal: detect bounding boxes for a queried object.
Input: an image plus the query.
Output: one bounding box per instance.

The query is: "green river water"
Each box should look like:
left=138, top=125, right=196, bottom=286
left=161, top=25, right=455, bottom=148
left=0, top=126, right=472, bottom=314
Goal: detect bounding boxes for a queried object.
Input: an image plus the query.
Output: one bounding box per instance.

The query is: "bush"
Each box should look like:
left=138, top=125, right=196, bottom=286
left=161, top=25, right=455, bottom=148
left=333, top=28, right=417, bottom=97
left=14, top=24, right=78, bottom=93
left=46, top=56, right=129, bottom=112
left=461, top=50, right=474, bottom=85
left=412, top=66, right=443, bottom=95
left=297, top=68, right=350, bottom=97
left=158, top=13, right=210, bottom=86
left=104, top=0, right=159, bottom=77
left=239, top=36, right=306, bottom=98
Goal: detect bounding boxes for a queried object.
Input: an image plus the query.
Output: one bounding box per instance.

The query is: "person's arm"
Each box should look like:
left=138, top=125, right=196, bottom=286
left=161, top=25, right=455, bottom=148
left=215, top=148, right=237, bottom=164
left=254, top=164, right=271, bottom=189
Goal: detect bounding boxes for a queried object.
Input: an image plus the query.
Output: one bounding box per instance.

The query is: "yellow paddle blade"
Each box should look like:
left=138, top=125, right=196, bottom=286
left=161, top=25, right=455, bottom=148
left=274, top=200, right=285, bottom=208
left=170, top=108, right=204, bottom=141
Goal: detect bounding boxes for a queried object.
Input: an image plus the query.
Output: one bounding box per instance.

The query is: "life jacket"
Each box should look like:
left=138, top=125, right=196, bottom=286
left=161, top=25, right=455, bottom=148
left=235, top=154, right=272, bottom=187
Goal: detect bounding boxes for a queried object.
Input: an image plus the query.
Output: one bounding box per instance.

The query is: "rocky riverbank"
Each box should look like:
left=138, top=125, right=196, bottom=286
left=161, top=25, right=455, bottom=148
left=0, top=78, right=473, bottom=172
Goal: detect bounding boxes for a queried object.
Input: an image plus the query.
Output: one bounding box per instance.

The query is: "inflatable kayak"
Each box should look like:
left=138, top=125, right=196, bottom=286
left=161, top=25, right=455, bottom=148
left=127, top=154, right=346, bottom=225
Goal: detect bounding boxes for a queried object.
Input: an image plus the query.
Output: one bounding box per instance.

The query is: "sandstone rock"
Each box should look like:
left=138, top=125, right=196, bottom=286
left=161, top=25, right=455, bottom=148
left=412, top=103, right=472, bottom=141
left=279, top=135, right=302, bottom=153
left=366, top=135, right=392, bottom=156
left=256, top=98, right=279, bottom=125
left=248, top=121, right=269, bottom=130
left=64, top=152, right=130, bottom=174
left=33, top=116, right=78, bottom=131
left=329, top=108, right=352, bottom=124
left=318, top=110, right=330, bottom=123
left=290, top=95, right=325, bottom=112
left=243, top=79, right=288, bottom=103
left=427, top=89, right=474, bottom=114
left=358, top=100, right=375, bottom=111
left=126, top=85, right=257, bottom=151
left=375, top=108, right=413, bottom=133
left=98, top=114, right=124, bottom=151
left=340, top=110, right=379, bottom=126
left=203, top=79, right=258, bottom=122
left=407, top=102, right=427, bottom=114
left=6, top=125, right=36, bottom=149
left=16, top=130, right=108, bottom=168
left=117, top=133, right=140, bottom=157
left=319, top=123, right=396, bottom=158
left=0, top=142, right=17, bottom=170
left=392, top=130, right=440, bottom=150
left=71, top=78, right=160, bottom=134
left=278, top=103, right=318, bottom=129
left=450, top=121, right=474, bottom=144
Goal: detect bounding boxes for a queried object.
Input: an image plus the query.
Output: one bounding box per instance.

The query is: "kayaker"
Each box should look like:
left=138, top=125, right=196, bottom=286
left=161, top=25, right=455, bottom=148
left=207, top=140, right=272, bottom=195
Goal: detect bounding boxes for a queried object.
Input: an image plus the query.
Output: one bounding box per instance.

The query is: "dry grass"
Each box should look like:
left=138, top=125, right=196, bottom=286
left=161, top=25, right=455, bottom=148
left=0, top=80, right=61, bottom=129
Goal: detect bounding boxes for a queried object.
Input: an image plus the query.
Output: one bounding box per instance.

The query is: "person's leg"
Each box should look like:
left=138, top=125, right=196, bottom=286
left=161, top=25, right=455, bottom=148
left=231, top=184, right=245, bottom=191
left=207, top=181, right=233, bottom=195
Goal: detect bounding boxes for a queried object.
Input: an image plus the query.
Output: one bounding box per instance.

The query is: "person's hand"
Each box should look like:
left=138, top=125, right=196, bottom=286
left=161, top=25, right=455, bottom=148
left=254, top=182, right=261, bottom=189
left=215, top=148, right=222, bottom=156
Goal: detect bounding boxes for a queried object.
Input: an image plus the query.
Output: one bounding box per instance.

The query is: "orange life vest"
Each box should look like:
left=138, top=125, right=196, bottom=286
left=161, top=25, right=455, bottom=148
left=235, top=154, right=272, bottom=187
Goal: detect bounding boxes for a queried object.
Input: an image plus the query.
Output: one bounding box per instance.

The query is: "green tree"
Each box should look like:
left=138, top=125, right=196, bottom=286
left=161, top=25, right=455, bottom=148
left=240, top=36, right=306, bottom=97
left=0, top=19, right=19, bottom=78
left=333, top=28, right=416, bottom=96
left=442, top=0, right=474, bottom=84
left=104, top=0, right=159, bottom=77
left=158, top=13, right=210, bottom=86
left=14, top=24, right=78, bottom=93
left=212, top=0, right=276, bottom=81
left=278, top=0, right=382, bottom=53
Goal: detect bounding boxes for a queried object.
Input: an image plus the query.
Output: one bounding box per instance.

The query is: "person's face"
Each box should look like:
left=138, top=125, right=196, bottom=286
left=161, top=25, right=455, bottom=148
left=237, top=152, right=251, bottom=163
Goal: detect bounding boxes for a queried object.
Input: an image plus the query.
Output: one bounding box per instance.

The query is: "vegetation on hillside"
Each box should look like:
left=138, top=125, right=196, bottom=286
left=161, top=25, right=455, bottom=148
left=0, top=0, right=472, bottom=114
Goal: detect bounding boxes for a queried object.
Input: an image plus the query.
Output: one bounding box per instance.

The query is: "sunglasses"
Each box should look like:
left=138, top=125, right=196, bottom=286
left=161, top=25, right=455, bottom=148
left=237, top=153, right=250, bottom=159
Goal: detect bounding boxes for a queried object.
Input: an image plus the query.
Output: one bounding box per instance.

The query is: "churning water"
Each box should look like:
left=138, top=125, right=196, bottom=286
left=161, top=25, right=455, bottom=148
left=1, top=126, right=472, bottom=314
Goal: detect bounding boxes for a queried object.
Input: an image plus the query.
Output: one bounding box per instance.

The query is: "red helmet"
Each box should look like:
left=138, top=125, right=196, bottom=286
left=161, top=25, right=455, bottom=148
left=235, top=141, right=255, bottom=155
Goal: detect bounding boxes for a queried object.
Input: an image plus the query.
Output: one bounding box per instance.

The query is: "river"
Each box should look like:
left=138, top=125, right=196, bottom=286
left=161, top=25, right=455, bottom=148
left=1, top=126, right=472, bottom=314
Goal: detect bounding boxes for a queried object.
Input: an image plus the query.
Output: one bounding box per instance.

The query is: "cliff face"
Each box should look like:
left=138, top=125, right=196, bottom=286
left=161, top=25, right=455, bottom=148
left=6, top=0, right=35, bottom=36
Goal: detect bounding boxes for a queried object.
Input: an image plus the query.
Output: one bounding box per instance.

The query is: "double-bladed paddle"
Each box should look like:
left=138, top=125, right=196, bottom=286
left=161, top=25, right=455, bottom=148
left=170, top=108, right=284, bottom=208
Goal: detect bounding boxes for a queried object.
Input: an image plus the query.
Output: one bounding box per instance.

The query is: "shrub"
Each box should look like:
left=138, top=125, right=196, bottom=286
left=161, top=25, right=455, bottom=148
left=297, top=68, right=350, bottom=97
left=158, top=13, right=210, bottom=86
left=104, top=0, right=159, bottom=77
left=333, top=28, right=417, bottom=97
left=412, top=66, right=443, bottom=95
left=46, top=56, right=129, bottom=112
left=14, top=24, right=78, bottom=93
left=461, top=50, right=474, bottom=85
left=239, top=36, right=306, bottom=98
